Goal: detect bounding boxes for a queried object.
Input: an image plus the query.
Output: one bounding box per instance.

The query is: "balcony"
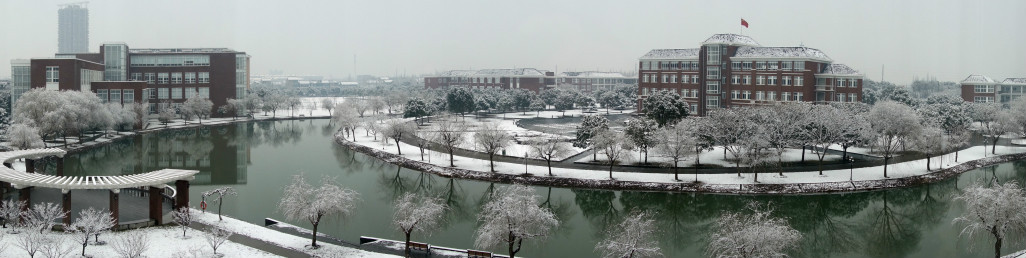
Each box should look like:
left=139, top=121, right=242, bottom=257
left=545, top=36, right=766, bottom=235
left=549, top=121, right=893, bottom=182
left=815, top=85, right=834, bottom=92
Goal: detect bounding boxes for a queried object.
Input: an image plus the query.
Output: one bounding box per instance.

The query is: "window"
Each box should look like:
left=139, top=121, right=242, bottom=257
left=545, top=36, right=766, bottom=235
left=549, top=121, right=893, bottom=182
left=46, top=66, right=59, bottom=82
left=850, top=80, right=858, bottom=87
left=199, top=72, right=210, bottom=83
left=158, top=88, right=169, bottom=99
left=643, top=88, right=649, bottom=96
left=642, top=75, right=649, bottom=83
left=185, top=73, right=196, bottom=84
left=796, top=76, right=804, bottom=86
left=743, top=75, right=751, bottom=85
left=110, top=89, right=121, bottom=103
left=975, top=96, right=995, bottom=103
left=691, top=89, right=699, bottom=98
left=707, top=45, right=721, bottom=65
left=731, top=90, right=740, bottom=99
left=706, top=67, right=720, bottom=79
left=836, top=79, right=844, bottom=88
left=742, top=91, right=751, bottom=100
left=849, top=94, right=857, bottom=102
left=706, top=96, right=720, bottom=108
left=707, top=82, right=720, bottom=94
left=795, top=92, right=803, bottom=101
left=185, top=87, right=196, bottom=99
left=794, top=61, right=805, bottom=71
left=691, top=76, right=699, bottom=84
left=172, top=73, right=183, bottom=84
left=682, top=75, right=689, bottom=84
left=172, top=88, right=183, bottom=99
left=768, top=76, right=777, bottom=85
left=123, top=90, right=134, bottom=104
left=690, top=62, right=699, bottom=71
left=768, top=62, right=779, bottom=70
left=131, top=73, right=142, bottom=81
left=97, top=89, right=108, bottom=102
left=662, top=75, right=668, bottom=83
left=158, top=73, right=169, bottom=84
left=756, top=91, right=764, bottom=101
left=768, top=92, right=776, bottom=101
left=974, top=85, right=994, bottom=93
left=782, top=62, right=792, bottom=71
left=757, top=76, right=765, bottom=85
left=783, top=76, right=792, bottom=86
left=756, top=62, right=767, bottom=70
left=837, top=93, right=846, bottom=102
left=731, top=62, right=742, bottom=70
left=145, top=73, right=156, bottom=84
left=732, top=75, right=740, bottom=84
left=691, top=104, right=698, bottom=113
left=671, top=75, right=677, bottom=83
left=742, top=62, right=753, bottom=70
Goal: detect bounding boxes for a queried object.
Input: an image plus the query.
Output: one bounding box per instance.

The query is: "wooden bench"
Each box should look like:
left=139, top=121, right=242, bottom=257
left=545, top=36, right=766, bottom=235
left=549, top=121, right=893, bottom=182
left=467, top=249, right=492, bottom=258
left=409, top=241, right=430, bottom=253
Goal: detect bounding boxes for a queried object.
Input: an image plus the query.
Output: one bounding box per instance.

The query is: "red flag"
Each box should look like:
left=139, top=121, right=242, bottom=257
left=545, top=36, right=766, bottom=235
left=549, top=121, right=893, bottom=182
left=741, top=19, right=749, bottom=28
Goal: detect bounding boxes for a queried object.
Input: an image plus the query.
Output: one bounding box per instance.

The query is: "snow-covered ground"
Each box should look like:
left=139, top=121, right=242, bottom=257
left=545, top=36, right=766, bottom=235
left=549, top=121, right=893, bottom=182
left=576, top=146, right=839, bottom=167
left=348, top=129, right=1026, bottom=186
left=416, top=112, right=609, bottom=159
left=0, top=223, right=277, bottom=258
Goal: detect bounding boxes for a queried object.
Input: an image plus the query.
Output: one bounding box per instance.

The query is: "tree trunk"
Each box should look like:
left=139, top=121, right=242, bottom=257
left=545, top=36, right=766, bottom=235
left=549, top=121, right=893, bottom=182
left=609, top=162, right=614, bottom=180
left=218, top=200, right=224, bottom=220
left=449, top=152, right=455, bottom=167
left=489, top=153, right=495, bottom=172
left=956, top=151, right=959, bottom=162
left=311, top=220, right=320, bottom=248
left=395, top=138, right=402, bottom=155
left=547, top=159, right=552, bottom=176
left=992, top=137, right=999, bottom=154
left=801, top=146, right=806, bottom=162
left=842, top=146, right=849, bottom=160
left=405, top=232, right=412, bottom=258
left=993, top=231, right=1002, bottom=258
left=883, top=156, right=890, bottom=178
left=674, top=161, right=679, bottom=181
left=926, top=155, right=931, bottom=171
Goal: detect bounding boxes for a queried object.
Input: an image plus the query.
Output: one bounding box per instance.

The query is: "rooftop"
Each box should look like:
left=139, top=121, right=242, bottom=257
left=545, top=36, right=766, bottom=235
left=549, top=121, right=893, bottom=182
left=1001, top=78, right=1026, bottom=84
left=0, top=148, right=199, bottom=190
left=129, top=48, right=241, bottom=54
left=560, top=71, right=629, bottom=78
left=702, top=34, right=761, bottom=47
left=960, top=74, right=996, bottom=84
left=818, top=63, right=861, bottom=76
left=733, top=46, right=832, bottom=62
left=639, top=48, right=700, bottom=60
left=440, top=68, right=547, bottom=77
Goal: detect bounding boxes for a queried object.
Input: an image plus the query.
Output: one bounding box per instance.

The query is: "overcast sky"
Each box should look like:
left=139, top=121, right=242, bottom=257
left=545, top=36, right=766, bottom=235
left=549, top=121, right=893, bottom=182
left=2, top=0, right=1024, bottom=84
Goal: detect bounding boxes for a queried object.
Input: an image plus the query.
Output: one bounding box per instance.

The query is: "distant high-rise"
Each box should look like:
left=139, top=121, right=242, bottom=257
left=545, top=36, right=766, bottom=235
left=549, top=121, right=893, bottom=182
left=58, top=3, right=89, bottom=54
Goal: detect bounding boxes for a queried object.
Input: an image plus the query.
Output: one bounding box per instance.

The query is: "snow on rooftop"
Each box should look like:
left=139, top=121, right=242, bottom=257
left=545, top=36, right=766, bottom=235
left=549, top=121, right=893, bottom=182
left=733, top=46, right=832, bottom=62
left=560, top=71, right=628, bottom=78
left=702, top=34, right=761, bottom=46
left=640, top=48, right=700, bottom=60
left=1001, top=78, right=1026, bottom=84
left=129, top=48, right=240, bottom=54
left=961, top=74, right=996, bottom=84
left=818, top=63, right=861, bottom=76
left=440, top=68, right=546, bottom=77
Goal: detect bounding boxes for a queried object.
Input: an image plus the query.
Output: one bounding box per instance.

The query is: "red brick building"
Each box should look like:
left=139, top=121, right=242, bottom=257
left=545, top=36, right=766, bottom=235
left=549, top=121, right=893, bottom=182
left=960, top=74, right=1025, bottom=104
left=15, top=42, right=249, bottom=117
left=557, top=71, right=637, bottom=94
left=637, top=34, right=864, bottom=116
left=424, top=68, right=556, bottom=93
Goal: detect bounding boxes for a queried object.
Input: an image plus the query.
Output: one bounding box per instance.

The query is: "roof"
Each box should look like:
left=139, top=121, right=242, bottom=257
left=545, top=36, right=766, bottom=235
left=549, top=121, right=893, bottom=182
left=1001, top=78, right=1026, bottom=85
left=129, top=48, right=241, bottom=54
left=733, top=46, right=832, bottom=62
left=0, top=148, right=198, bottom=190
left=960, top=74, right=996, bottom=84
left=702, top=34, right=761, bottom=46
left=439, top=68, right=547, bottom=77
left=640, top=48, right=700, bottom=60
left=818, top=64, right=861, bottom=76
left=560, top=71, right=628, bottom=78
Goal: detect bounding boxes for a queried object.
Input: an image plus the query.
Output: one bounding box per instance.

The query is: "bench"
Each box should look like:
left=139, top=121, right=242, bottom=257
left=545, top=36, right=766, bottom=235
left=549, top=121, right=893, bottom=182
left=409, top=241, right=430, bottom=253
left=467, top=250, right=492, bottom=258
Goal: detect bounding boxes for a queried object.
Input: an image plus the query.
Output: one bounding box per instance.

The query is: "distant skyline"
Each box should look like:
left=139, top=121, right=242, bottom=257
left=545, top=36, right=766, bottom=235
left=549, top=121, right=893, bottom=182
left=2, top=0, right=1024, bottom=84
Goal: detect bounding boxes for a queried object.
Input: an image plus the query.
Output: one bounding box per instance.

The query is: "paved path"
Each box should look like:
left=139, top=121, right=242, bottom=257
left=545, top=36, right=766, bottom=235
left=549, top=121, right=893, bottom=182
left=191, top=221, right=307, bottom=258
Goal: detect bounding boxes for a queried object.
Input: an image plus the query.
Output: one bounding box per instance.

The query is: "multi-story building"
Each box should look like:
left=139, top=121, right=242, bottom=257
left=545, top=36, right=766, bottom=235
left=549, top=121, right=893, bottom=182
left=557, top=71, right=637, bottom=93
left=58, top=3, right=89, bottom=54
left=424, top=68, right=556, bottom=93
left=12, top=42, right=250, bottom=116
left=637, top=34, right=863, bottom=116
left=960, top=74, right=1026, bottom=104
left=10, top=59, right=31, bottom=105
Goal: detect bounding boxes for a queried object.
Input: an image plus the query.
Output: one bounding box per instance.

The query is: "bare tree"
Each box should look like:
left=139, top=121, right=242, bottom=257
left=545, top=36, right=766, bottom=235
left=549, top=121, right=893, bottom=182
left=68, top=207, right=115, bottom=256
left=171, top=207, right=193, bottom=238
left=707, top=108, right=758, bottom=176
left=413, top=129, right=433, bottom=161
left=353, top=99, right=370, bottom=117
left=473, top=122, right=513, bottom=172
left=40, top=235, right=74, bottom=258
left=23, top=202, right=67, bottom=234
left=953, top=181, right=1026, bottom=258
left=707, top=203, right=802, bottom=258
left=434, top=117, right=467, bottom=167
left=475, top=184, right=559, bottom=258
left=654, top=120, right=696, bottom=181
left=278, top=174, right=360, bottom=248
left=595, top=210, right=662, bottom=258
left=320, top=98, right=336, bottom=117
left=528, top=139, right=575, bottom=176
left=202, top=187, right=237, bottom=221
left=869, top=101, right=921, bottom=178
left=393, top=192, right=446, bottom=257
left=594, top=130, right=634, bottom=179
left=15, top=229, right=46, bottom=258
left=204, top=225, right=234, bottom=256
left=914, top=125, right=946, bottom=171
left=111, top=230, right=149, bottom=258
left=804, top=105, right=845, bottom=175
left=0, top=199, right=26, bottom=229
left=757, top=104, right=809, bottom=176
left=382, top=119, right=416, bottom=155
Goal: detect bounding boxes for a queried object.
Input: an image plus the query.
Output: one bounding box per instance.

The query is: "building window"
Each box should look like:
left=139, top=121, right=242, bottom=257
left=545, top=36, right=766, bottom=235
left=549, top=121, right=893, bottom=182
left=974, top=96, right=995, bottom=102
left=974, top=85, right=994, bottom=93
left=199, top=72, right=210, bottom=83
left=795, top=92, right=803, bottom=101
left=171, top=88, right=182, bottom=99
left=145, top=73, right=156, bottom=84
left=781, top=62, right=792, bottom=71
left=742, top=62, right=753, bottom=70
left=199, top=87, right=210, bottom=98
left=731, top=62, right=742, bottom=70
left=185, top=87, right=196, bottom=99
left=794, top=61, right=805, bottom=71
left=837, top=93, right=846, bottom=102
left=782, top=92, right=791, bottom=101
left=768, top=92, right=776, bottom=101
left=836, top=79, right=844, bottom=87
left=691, top=89, right=698, bottom=98
left=671, top=75, right=677, bottom=83
left=732, top=75, right=740, bottom=84
left=97, top=89, right=108, bottom=102
left=158, top=73, right=169, bottom=84
left=756, top=62, right=767, bottom=70
left=742, top=91, right=751, bottom=100
left=642, top=88, right=648, bottom=96
left=796, top=76, right=804, bottom=86
left=707, top=82, right=720, bottom=94
left=158, top=88, right=169, bottom=99
left=110, top=89, right=122, bottom=103
left=642, top=75, right=649, bottom=83
left=756, top=76, right=765, bottom=85
left=691, top=76, right=699, bottom=84
left=768, top=76, right=777, bottom=85
left=706, top=96, right=720, bottom=108
left=46, top=66, right=59, bottom=83
left=662, top=75, right=668, bottom=83
left=849, top=94, right=857, bottom=102
left=131, top=73, right=142, bottom=81
left=185, top=73, right=196, bottom=84
left=123, top=90, right=134, bottom=104
left=782, top=76, right=792, bottom=86
left=768, top=62, right=779, bottom=70
left=756, top=91, right=764, bottom=101
left=172, top=73, right=183, bottom=84
left=731, top=90, right=740, bottom=99
left=682, top=75, right=689, bottom=84
left=743, top=75, right=751, bottom=85
left=850, top=80, right=857, bottom=87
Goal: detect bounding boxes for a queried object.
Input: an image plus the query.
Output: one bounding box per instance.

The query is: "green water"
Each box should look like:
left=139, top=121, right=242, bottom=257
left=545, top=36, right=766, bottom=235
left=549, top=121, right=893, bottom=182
left=60, top=119, right=1026, bottom=257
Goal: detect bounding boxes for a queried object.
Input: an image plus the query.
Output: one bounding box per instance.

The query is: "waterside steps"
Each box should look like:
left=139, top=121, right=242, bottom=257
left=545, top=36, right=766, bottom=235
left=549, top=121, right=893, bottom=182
left=359, top=236, right=511, bottom=258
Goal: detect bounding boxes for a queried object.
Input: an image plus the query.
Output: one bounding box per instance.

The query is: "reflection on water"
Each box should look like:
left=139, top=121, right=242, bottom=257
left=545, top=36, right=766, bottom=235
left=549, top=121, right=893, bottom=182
left=62, top=119, right=1026, bottom=258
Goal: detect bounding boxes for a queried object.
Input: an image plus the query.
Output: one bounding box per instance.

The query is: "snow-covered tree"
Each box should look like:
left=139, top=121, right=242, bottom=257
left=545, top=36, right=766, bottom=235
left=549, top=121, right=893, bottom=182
left=204, top=225, right=234, bottom=256
left=183, top=97, right=214, bottom=124
left=382, top=119, right=416, bottom=155
left=285, top=95, right=303, bottom=117
left=804, top=105, right=845, bottom=175
left=384, top=91, right=409, bottom=114
left=262, top=92, right=286, bottom=118
left=8, top=123, right=44, bottom=150
left=554, top=92, right=576, bottom=116
left=737, top=125, right=774, bottom=183
left=475, top=184, right=559, bottom=258
left=707, top=108, right=759, bottom=176
left=40, top=234, right=74, bottom=258
left=707, top=203, right=802, bottom=258
left=953, top=181, right=1026, bottom=258
left=320, top=98, right=336, bottom=117
left=15, top=228, right=45, bottom=258
left=219, top=98, right=243, bottom=120
left=760, top=103, right=810, bottom=175
left=278, top=174, right=360, bottom=248
left=446, top=88, right=475, bottom=118
left=595, top=211, right=662, bottom=258
left=393, top=192, right=446, bottom=257
left=575, top=115, right=610, bottom=161
left=869, top=101, right=921, bottom=178
left=474, top=122, right=513, bottom=172
left=642, top=90, right=690, bottom=127
left=171, top=206, right=193, bottom=238
left=594, top=130, right=634, bottom=179
left=158, top=106, right=176, bottom=127
left=655, top=120, right=696, bottom=181
left=202, top=187, right=237, bottom=221
left=914, top=125, right=946, bottom=171
left=403, top=98, right=432, bottom=125
left=23, top=202, right=66, bottom=234
left=0, top=199, right=25, bottom=229
left=624, top=118, right=657, bottom=163
left=68, top=207, right=115, bottom=256
left=528, top=139, right=575, bottom=176
left=413, top=129, right=432, bottom=161
left=833, top=104, right=872, bottom=161
left=110, top=230, right=149, bottom=258
left=1008, top=97, right=1026, bottom=138
left=332, top=106, right=360, bottom=141
left=434, top=117, right=467, bottom=167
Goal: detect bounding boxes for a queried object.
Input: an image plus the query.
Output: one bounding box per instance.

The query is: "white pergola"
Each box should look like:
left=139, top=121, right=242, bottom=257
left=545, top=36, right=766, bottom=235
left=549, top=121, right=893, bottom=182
left=0, top=148, right=199, bottom=226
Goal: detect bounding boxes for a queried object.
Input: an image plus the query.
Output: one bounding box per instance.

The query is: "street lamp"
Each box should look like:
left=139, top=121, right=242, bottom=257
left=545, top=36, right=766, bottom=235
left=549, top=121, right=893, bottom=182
left=848, top=157, right=855, bottom=181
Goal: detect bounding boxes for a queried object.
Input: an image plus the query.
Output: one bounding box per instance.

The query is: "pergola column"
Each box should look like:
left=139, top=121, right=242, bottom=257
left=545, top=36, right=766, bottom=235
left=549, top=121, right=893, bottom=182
left=109, top=189, right=120, bottom=228
left=25, top=159, right=34, bottom=173
left=55, top=157, right=64, bottom=177
left=18, top=187, right=30, bottom=211
left=148, top=186, right=163, bottom=225
left=61, top=189, right=71, bottom=225
left=174, top=180, right=190, bottom=210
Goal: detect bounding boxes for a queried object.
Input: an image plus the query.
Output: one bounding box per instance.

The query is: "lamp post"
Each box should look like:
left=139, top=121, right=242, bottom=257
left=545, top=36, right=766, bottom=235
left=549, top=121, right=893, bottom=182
left=524, top=152, right=529, bottom=175
left=848, top=157, right=855, bottom=181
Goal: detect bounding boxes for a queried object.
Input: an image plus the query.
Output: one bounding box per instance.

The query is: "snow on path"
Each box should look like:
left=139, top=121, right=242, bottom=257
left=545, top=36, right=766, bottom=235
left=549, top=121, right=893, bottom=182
left=0, top=225, right=277, bottom=258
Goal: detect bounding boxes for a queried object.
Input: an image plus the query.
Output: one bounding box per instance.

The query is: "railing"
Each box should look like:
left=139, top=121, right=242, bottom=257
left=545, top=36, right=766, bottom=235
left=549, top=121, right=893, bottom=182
left=815, top=85, right=834, bottom=91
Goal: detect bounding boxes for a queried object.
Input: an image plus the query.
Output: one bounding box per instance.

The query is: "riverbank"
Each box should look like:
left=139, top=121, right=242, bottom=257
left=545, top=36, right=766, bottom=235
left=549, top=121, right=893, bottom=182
left=337, top=131, right=1026, bottom=194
